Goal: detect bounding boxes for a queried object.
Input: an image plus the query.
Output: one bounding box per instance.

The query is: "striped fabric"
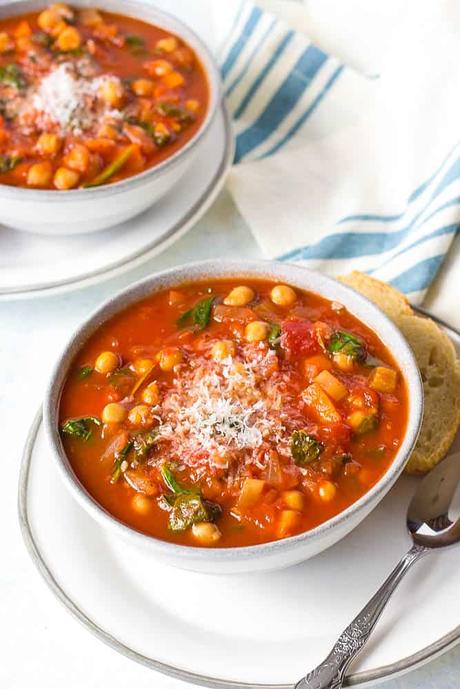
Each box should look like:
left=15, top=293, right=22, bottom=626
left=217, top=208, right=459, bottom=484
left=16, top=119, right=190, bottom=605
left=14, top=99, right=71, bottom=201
left=218, top=0, right=460, bottom=302
left=220, top=3, right=345, bottom=163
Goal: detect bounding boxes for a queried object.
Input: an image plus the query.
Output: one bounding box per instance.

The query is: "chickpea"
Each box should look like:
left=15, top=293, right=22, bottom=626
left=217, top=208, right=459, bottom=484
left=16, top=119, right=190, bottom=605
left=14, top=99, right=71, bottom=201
left=270, top=284, right=297, bottom=307
left=141, top=381, right=160, bottom=406
left=94, top=351, right=119, bottom=374
left=245, top=320, right=269, bottom=343
left=318, top=480, right=337, bottom=502
left=156, top=36, right=178, bottom=53
left=128, top=404, right=154, bottom=428
left=144, top=59, right=173, bottom=78
left=158, top=347, right=183, bottom=372
left=27, top=161, right=53, bottom=188
left=211, top=340, right=236, bottom=361
left=131, top=494, right=151, bottom=515
left=223, top=285, right=254, bottom=306
left=50, top=3, right=74, bottom=20
left=0, top=32, right=14, bottom=54
left=64, top=144, right=90, bottom=173
left=102, top=402, right=127, bottom=424
left=37, top=9, right=61, bottom=33
left=53, top=167, right=80, bottom=190
left=132, top=358, right=155, bottom=375
left=191, top=522, right=222, bottom=546
left=36, top=132, right=61, bottom=157
left=131, top=78, right=154, bottom=97
left=98, top=78, right=124, bottom=108
left=282, top=490, right=305, bottom=511
left=79, top=8, right=103, bottom=26
left=55, top=26, right=81, bottom=51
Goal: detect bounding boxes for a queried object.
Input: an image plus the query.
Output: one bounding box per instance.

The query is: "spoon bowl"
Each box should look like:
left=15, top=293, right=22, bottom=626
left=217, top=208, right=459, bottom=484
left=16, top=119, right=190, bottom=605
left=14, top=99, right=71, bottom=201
left=296, top=448, right=460, bottom=689
left=408, top=450, right=460, bottom=547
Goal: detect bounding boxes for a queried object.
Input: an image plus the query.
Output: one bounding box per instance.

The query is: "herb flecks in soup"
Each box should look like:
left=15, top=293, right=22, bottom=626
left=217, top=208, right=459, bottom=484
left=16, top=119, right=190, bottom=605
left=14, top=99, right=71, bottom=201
left=0, top=5, right=208, bottom=189
left=59, top=280, right=408, bottom=547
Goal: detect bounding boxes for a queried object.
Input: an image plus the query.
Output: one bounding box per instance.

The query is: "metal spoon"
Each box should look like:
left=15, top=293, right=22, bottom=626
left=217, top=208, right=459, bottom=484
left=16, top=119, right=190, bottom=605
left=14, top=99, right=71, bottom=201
left=295, top=450, right=460, bottom=689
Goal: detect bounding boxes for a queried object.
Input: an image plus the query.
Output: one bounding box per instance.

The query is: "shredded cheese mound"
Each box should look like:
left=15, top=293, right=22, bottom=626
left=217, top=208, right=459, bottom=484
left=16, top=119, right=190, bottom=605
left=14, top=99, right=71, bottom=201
left=21, top=62, right=122, bottom=134
left=155, top=346, right=301, bottom=479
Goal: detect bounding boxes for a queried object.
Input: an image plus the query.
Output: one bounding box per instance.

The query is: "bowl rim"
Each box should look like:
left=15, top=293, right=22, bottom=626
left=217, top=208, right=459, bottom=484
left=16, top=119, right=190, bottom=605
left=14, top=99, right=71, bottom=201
left=0, top=0, right=221, bottom=200
left=43, top=259, right=424, bottom=562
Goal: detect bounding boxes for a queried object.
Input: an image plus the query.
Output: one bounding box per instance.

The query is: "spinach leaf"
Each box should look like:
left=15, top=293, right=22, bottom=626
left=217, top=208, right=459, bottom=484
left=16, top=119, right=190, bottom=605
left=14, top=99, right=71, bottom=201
left=0, top=63, right=26, bottom=90
left=125, top=34, right=146, bottom=54
left=160, top=463, right=221, bottom=532
left=61, top=416, right=101, bottom=442
left=177, top=296, right=214, bottom=331
left=0, top=154, right=22, bottom=174
left=110, top=439, right=134, bottom=483
left=133, top=429, right=158, bottom=461
left=160, top=464, right=194, bottom=495
left=168, top=494, right=221, bottom=532
left=327, top=331, right=365, bottom=361
left=77, top=365, right=93, bottom=380
left=291, top=430, right=324, bottom=465
left=156, top=102, right=193, bottom=124
left=267, top=322, right=281, bottom=350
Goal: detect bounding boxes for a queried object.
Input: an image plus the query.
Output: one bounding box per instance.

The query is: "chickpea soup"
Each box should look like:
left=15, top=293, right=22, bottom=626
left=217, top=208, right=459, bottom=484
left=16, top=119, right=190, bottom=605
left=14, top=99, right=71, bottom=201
left=0, top=4, right=209, bottom=190
left=59, top=280, right=409, bottom=548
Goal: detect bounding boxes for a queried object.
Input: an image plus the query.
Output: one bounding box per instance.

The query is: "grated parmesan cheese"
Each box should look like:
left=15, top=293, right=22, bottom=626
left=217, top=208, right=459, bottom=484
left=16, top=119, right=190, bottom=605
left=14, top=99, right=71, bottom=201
left=155, top=347, right=298, bottom=478
left=27, top=62, right=122, bottom=134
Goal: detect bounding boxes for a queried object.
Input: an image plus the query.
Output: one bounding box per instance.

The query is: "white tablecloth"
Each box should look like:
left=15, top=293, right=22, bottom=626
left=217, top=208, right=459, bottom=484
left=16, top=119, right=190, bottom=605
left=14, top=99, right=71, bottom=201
left=1, top=1, right=459, bottom=687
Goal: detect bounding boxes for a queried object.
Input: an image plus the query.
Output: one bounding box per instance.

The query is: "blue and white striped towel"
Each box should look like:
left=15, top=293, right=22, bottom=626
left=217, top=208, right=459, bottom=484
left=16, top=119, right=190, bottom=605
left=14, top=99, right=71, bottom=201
left=216, top=0, right=460, bottom=303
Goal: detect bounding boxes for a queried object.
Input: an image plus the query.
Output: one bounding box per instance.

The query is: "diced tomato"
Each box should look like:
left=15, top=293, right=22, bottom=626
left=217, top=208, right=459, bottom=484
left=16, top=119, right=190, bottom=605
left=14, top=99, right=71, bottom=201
left=280, top=319, right=319, bottom=358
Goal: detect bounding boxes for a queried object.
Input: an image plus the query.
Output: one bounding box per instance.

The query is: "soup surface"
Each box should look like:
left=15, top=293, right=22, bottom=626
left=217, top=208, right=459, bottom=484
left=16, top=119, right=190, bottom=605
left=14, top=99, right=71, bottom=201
left=0, top=4, right=208, bottom=189
left=60, top=280, right=408, bottom=547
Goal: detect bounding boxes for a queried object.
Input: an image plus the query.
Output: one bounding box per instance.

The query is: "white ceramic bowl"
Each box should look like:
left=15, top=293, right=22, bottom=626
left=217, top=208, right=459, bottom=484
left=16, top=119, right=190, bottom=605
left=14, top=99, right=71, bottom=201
left=0, top=0, right=221, bottom=235
left=43, top=260, right=424, bottom=574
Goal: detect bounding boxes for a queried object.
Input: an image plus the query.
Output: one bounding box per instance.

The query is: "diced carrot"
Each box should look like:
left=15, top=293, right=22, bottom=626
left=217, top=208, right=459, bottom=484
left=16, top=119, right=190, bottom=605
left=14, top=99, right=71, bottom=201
left=162, top=71, right=185, bottom=89
left=314, top=370, right=348, bottom=402
left=302, top=383, right=342, bottom=425
left=368, top=366, right=397, bottom=393
left=84, top=138, right=117, bottom=155
left=302, top=353, right=332, bottom=382
left=14, top=20, right=32, bottom=38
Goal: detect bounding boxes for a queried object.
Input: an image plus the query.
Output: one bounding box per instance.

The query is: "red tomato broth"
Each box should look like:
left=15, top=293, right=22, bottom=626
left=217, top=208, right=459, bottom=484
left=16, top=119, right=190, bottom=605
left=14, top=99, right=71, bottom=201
left=0, top=5, right=209, bottom=189
left=59, top=279, right=408, bottom=548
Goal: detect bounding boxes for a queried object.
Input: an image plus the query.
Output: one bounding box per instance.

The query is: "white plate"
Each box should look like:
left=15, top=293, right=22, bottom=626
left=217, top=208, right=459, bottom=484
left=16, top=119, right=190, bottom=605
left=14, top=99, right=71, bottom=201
left=0, top=103, right=233, bottom=301
left=18, top=313, right=460, bottom=688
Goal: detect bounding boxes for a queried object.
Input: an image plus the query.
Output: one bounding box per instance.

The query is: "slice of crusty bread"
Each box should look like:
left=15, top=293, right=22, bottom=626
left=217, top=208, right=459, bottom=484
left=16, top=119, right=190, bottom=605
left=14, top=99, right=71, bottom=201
left=396, top=315, right=460, bottom=474
left=337, top=271, right=460, bottom=474
left=338, top=271, right=413, bottom=321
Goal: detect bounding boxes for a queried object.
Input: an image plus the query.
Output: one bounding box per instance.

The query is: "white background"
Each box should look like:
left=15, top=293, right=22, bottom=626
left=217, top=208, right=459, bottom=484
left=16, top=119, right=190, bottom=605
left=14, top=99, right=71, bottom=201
left=1, top=1, right=460, bottom=687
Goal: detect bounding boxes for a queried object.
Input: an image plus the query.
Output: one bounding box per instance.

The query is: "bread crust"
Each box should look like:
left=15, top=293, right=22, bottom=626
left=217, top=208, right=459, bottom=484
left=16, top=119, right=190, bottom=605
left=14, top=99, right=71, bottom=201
left=337, top=271, right=460, bottom=474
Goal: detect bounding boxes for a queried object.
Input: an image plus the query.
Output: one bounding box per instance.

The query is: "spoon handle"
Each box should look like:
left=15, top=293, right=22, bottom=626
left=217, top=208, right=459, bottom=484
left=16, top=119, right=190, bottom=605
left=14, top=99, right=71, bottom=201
left=295, top=543, right=428, bottom=689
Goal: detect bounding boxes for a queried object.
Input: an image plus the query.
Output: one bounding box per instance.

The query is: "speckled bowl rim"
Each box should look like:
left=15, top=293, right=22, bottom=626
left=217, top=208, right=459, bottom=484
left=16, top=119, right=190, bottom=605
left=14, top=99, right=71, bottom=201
left=43, top=259, right=424, bottom=565
left=0, top=0, right=221, bottom=199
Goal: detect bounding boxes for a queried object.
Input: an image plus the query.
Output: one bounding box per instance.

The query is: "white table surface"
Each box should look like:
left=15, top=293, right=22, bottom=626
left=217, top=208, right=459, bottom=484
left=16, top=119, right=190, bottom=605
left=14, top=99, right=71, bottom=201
left=1, top=1, right=459, bottom=688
